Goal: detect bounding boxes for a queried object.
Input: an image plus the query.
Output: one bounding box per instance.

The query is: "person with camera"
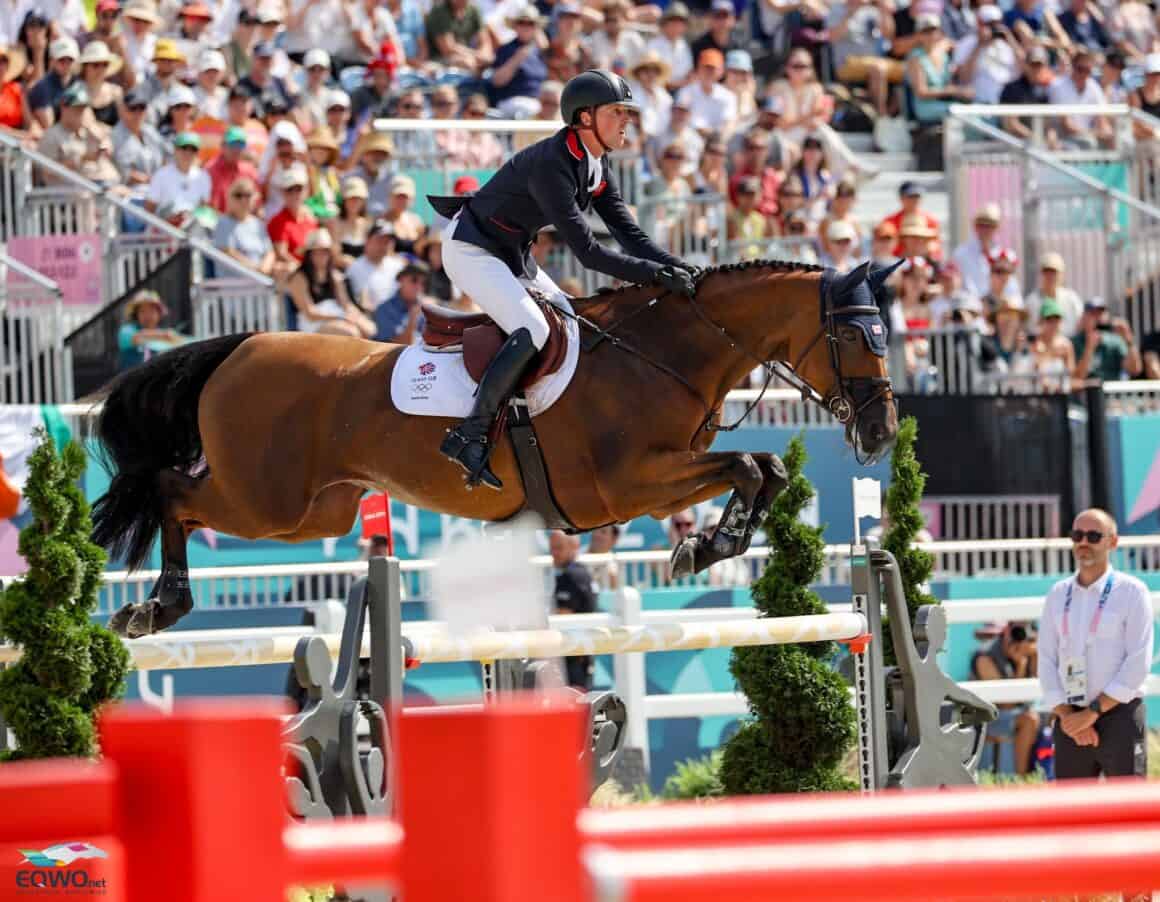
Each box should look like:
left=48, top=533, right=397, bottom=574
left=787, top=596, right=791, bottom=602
left=1071, top=297, right=1142, bottom=382
left=1038, top=509, right=1153, bottom=781
left=953, top=5, right=1023, bottom=104
left=972, top=620, right=1041, bottom=775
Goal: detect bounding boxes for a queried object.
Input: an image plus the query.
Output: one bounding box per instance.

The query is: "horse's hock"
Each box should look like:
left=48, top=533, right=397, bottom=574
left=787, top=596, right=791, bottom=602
left=281, top=546, right=997, bottom=821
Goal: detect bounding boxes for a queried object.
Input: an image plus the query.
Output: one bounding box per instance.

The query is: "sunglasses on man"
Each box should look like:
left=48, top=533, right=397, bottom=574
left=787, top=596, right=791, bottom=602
left=1069, top=529, right=1105, bottom=544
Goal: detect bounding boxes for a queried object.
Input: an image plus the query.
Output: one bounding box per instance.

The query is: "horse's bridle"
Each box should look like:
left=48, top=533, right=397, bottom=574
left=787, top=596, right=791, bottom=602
left=687, top=278, right=894, bottom=437
left=564, top=273, right=894, bottom=447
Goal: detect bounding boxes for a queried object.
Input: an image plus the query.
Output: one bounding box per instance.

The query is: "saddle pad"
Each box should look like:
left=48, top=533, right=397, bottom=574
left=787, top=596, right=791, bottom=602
left=390, top=298, right=580, bottom=419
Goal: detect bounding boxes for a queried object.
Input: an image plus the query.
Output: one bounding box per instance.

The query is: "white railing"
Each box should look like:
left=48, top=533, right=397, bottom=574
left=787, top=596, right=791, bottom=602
left=194, top=278, right=284, bottom=335
left=49, top=534, right=1160, bottom=615
left=0, top=254, right=74, bottom=403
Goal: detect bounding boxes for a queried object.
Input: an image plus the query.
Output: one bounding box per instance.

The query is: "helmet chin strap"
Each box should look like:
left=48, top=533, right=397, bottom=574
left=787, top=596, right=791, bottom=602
left=576, top=107, right=614, bottom=154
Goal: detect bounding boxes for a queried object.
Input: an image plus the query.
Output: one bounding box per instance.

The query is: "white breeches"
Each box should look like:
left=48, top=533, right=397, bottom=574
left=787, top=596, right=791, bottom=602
left=441, top=215, right=569, bottom=351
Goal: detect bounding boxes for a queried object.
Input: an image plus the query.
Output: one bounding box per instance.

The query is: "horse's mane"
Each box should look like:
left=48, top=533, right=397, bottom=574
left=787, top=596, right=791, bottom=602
left=573, top=258, right=825, bottom=314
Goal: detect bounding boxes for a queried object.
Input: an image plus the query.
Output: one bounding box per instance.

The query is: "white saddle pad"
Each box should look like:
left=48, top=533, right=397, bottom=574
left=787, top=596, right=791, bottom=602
left=390, top=299, right=580, bottom=419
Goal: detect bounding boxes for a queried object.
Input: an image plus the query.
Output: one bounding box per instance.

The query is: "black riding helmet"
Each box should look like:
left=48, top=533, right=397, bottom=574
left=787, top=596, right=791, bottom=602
left=561, top=69, right=639, bottom=151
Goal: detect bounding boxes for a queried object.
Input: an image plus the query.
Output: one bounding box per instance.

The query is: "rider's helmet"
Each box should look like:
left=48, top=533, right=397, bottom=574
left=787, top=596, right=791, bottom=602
left=561, top=70, right=639, bottom=146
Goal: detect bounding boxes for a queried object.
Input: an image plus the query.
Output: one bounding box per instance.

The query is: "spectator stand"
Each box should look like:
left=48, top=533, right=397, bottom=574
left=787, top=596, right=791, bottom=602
left=0, top=130, right=279, bottom=359
left=0, top=252, right=72, bottom=404
left=945, top=103, right=1160, bottom=341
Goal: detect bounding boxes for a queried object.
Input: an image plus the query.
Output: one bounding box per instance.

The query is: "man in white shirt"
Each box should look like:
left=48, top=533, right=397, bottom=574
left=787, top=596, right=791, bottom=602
left=584, top=0, right=644, bottom=71
left=145, top=131, right=211, bottom=223
left=346, top=218, right=406, bottom=309
left=1047, top=47, right=1113, bottom=148
left=953, top=5, right=1021, bottom=105
left=951, top=203, right=1020, bottom=300
left=1023, top=251, right=1084, bottom=334
left=645, top=2, right=693, bottom=90
left=1037, top=508, right=1153, bottom=779
left=675, top=48, right=737, bottom=137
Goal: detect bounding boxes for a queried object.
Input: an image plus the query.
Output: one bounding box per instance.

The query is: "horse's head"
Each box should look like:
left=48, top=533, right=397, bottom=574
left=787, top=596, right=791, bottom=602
left=790, top=261, right=899, bottom=463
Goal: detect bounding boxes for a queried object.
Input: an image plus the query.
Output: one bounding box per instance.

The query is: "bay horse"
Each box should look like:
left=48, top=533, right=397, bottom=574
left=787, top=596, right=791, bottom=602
left=92, top=259, right=898, bottom=638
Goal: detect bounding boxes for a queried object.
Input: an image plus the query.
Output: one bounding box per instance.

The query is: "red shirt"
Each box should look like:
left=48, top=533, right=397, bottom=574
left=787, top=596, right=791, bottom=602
left=729, top=166, right=784, bottom=219
left=267, top=207, right=318, bottom=260
left=206, top=154, right=260, bottom=213
left=0, top=82, right=23, bottom=130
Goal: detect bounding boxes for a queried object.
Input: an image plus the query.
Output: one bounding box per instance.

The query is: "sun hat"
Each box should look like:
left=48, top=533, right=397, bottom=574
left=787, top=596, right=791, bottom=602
left=124, top=290, right=168, bottom=320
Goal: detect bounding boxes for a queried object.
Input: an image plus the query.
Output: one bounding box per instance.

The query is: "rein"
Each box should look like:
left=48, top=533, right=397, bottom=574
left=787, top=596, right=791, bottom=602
left=565, top=270, right=891, bottom=442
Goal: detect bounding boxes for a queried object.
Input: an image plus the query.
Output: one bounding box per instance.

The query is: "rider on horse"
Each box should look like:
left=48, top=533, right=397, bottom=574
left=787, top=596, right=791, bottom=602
left=429, top=69, right=701, bottom=491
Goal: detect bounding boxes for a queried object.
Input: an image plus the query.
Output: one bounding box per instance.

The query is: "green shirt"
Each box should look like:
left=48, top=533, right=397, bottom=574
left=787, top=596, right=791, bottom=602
left=1071, top=331, right=1128, bottom=382
left=425, top=2, right=482, bottom=57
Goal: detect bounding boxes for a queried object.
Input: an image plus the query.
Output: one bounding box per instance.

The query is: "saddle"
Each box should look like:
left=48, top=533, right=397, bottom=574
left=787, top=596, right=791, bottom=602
left=420, top=297, right=570, bottom=390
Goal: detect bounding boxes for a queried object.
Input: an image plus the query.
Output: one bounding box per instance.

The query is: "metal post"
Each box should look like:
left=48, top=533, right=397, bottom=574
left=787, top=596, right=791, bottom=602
left=1020, top=148, right=1041, bottom=278
left=1084, top=383, right=1112, bottom=513
left=1103, top=190, right=1121, bottom=313
left=851, top=540, right=887, bottom=792
left=367, top=556, right=403, bottom=711
left=943, top=114, right=966, bottom=249
left=611, top=585, right=648, bottom=768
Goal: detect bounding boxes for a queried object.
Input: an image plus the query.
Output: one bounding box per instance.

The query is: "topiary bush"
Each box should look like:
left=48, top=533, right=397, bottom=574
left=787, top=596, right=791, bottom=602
left=0, top=430, right=129, bottom=760
left=720, top=435, right=857, bottom=794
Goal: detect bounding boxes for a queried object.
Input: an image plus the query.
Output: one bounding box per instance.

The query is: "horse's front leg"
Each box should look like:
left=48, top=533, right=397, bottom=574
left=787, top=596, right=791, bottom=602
left=666, top=453, right=765, bottom=579
left=735, top=452, right=789, bottom=555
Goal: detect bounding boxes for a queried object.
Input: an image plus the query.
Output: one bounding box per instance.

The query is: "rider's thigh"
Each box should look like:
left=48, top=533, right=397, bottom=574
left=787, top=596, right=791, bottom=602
left=443, top=237, right=551, bottom=350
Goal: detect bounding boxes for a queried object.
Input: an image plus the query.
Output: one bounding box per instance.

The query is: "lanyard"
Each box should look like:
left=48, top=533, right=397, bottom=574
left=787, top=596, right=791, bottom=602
left=1062, top=573, right=1114, bottom=640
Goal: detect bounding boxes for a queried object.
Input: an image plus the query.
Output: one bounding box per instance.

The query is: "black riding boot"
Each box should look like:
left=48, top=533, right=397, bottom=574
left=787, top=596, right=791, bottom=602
left=440, top=327, right=538, bottom=490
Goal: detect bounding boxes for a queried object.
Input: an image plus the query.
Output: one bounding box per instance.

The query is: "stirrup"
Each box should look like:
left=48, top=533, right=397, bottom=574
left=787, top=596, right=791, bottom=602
left=441, top=426, right=502, bottom=491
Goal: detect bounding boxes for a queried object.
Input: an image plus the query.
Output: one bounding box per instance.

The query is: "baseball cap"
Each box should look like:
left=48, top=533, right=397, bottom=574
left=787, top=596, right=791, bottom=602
left=828, top=220, right=857, bottom=243
left=977, top=5, right=1002, bottom=23
left=278, top=166, right=308, bottom=189
left=914, top=11, right=940, bottom=30
left=453, top=175, right=480, bottom=194
left=96, top=0, right=120, bottom=12
left=760, top=95, right=784, bottom=115
left=60, top=81, right=89, bottom=106
left=180, top=1, right=212, bottom=18
left=173, top=131, right=201, bottom=149
left=398, top=260, right=431, bottom=280
left=49, top=37, right=79, bottom=61
left=710, top=0, right=734, bottom=14
left=368, top=217, right=396, bottom=238
left=661, top=1, right=689, bottom=18
left=1084, top=296, right=1108, bottom=310
left=974, top=203, right=1001, bottom=225
left=341, top=177, right=368, bottom=199
left=737, top=175, right=761, bottom=194
left=167, top=84, right=196, bottom=108
left=153, top=38, right=185, bottom=62
left=1039, top=298, right=1064, bottom=320
left=304, top=48, right=331, bottom=69
left=199, top=49, right=226, bottom=73
left=698, top=48, right=725, bottom=69
left=725, top=49, right=752, bottom=72
left=1026, top=45, right=1050, bottom=65
left=223, top=125, right=247, bottom=146
left=256, top=3, right=282, bottom=22
left=325, top=88, right=351, bottom=109
left=252, top=41, right=277, bottom=58
left=1039, top=251, right=1065, bottom=272
left=899, top=180, right=923, bottom=197
left=1146, top=53, right=1160, bottom=75
left=988, top=247, right=1019, bottom=270
left=124, top=87, right=149, bottom=107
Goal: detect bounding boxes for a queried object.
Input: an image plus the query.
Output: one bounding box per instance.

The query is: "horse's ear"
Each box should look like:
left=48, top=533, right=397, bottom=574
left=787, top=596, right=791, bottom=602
left=832, top=259, right=872, bottom=302
left=867, top=258, right=905, bottom=297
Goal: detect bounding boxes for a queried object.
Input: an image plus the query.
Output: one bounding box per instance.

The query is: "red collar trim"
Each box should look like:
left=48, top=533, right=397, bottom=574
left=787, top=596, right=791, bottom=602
left=565, top=128, right=584, bottom=161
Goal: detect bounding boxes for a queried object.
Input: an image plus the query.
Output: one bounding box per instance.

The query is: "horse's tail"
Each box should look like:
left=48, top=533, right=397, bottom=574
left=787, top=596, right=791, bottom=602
left=91, top=333, right=254, bottom=571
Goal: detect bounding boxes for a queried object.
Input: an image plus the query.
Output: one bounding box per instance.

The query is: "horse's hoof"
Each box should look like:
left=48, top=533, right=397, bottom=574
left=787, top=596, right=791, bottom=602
left=669, top=536, right=699, bottom=579
left=107, top=603, right=138, bottom=637
left=124, top=601, right=161, bottom=638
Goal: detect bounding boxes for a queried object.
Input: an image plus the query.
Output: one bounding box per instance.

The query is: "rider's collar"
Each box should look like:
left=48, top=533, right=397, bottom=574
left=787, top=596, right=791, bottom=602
left=584, top=139, right=602, bottom=192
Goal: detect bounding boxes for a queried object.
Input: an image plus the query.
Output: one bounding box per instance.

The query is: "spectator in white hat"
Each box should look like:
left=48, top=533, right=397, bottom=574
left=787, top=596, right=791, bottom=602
left=158, top=83, right=197, bottom=144
left=194, top=49, right=228, bottom=121
left=824, top=219, right=860, bottom=272
left=78, top=40, right=124, bottom=128
left=286, top=228, right=376, bottom=337
left=490, top=4, right=549, bottom=119
left=627, top=52, right=672, bottom=140
left=954, top=5, right=1022, bottom=105
left=300, top=48, right=334, bottom=129
left=323, top=88, right=354, bottom=159
left=28, top=36, right=78, bottom=129
left=1024, top=251, right=1083, bottom=334
left=118, top=0, right=159, bottom=85
left=646, top=2, right=693, bottom=91
left=647, top=94, right=702, bottom=177
left=268, top=165, right=319, bottom=263
left=951, top=203, right=1021, bottom=300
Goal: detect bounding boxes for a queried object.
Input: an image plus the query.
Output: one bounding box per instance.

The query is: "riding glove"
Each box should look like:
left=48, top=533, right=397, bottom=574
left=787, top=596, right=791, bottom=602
left=656, top=265, right=697, bottom=298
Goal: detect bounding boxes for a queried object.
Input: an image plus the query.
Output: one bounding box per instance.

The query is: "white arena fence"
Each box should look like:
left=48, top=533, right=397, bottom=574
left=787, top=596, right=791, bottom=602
left=18, top=532, right=1160, bottom=617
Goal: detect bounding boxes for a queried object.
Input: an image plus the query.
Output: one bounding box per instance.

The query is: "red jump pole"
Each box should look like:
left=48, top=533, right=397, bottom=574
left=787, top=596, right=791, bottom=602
left=588, top=823, right=1160, bottom=902
left=581, top=776, right=1160, bottom=851
left=399, top=696, right=589, bottom=902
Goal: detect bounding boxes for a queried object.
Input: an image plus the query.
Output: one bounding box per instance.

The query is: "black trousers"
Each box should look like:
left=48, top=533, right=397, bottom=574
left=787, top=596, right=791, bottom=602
left=1054, top=697, right=1147, bottom=779
left=566, top=655, right=593, bottom=692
